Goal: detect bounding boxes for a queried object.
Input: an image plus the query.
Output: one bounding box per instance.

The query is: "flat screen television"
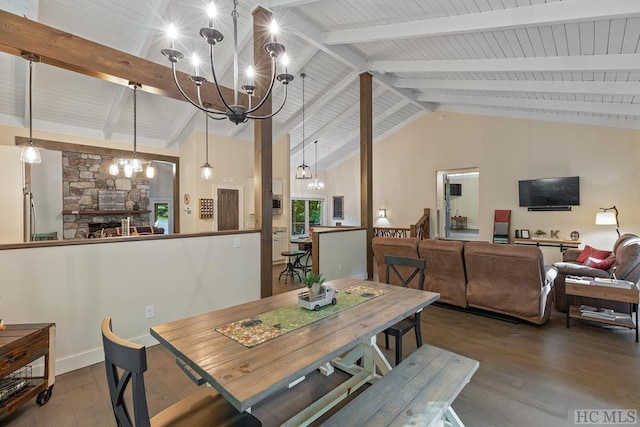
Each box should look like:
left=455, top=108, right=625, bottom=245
left=518, top=176, right=580, bottom=209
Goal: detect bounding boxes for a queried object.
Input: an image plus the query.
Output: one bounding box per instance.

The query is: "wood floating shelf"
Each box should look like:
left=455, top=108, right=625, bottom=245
left=63, top=210, right=151, bottom=215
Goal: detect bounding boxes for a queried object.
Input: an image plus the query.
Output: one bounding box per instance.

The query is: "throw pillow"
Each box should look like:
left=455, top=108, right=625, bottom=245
left=584, top=256, right=616, bottom=271
left=576, top=245, right=611, bottom=264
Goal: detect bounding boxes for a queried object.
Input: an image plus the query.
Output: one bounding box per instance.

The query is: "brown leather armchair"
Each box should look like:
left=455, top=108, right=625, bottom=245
left=553, top=233, right=640, bottom=312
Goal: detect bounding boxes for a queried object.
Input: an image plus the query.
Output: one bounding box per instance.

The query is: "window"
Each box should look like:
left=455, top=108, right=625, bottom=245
left=332, top=196, right=344, bottom=220
left=291, top=198, right=323, bottom=236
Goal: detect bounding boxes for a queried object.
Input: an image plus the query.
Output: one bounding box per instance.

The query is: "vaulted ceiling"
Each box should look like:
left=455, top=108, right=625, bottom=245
left=2, top=0, right=640, bottom=172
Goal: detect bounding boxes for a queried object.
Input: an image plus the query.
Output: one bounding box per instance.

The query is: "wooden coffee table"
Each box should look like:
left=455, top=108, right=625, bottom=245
left=565, top=277, right=639, bottom=342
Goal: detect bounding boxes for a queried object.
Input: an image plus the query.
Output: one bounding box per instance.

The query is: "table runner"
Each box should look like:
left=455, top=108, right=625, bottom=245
left=215, top=285, right=386, bottom=347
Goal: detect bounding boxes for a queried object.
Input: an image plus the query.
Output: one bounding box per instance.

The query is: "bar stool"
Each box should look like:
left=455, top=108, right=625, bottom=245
left=279, top=250, right=306, bottom=283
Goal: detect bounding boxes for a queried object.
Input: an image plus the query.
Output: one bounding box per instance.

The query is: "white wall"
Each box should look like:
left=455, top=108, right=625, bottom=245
left=0, top=146, right=24, bottom=243
left=326, top=112, right=640, bottom=260
left=317, top=229, right=367, bottom=280
left=273, top=134, right=291, bottom=233
left=0, top=232, right=261, bottom=375
left=326, top=166, right=359, bottom=227
left=179, top=130, right=254, bottom=233
left=31, top=149, right=63, bottom=239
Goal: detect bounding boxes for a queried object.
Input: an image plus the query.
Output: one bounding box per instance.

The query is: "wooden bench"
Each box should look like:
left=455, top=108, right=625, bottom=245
left=321, top=344, right=479, bottom=427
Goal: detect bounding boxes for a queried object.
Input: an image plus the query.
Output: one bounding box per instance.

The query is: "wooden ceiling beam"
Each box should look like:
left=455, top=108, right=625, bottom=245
left=0, top=9, right=246, bottom=111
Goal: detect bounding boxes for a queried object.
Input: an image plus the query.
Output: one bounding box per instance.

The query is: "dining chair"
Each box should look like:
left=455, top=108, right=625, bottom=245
left=101, top=317, right=261, bottom=427
left=383, top=255, right=426, bottom=365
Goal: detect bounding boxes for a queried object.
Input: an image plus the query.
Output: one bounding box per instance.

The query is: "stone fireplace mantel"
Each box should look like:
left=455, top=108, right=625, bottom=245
left=62, top=210, right=151, bottom=215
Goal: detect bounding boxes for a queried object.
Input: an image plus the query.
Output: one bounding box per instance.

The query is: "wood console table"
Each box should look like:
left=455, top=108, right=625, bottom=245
left=451, top=216, right=467, bottom=230
left=513, top=238, right=580, bottom=252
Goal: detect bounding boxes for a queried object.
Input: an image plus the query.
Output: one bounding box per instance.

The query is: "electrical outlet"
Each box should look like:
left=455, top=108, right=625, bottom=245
left=338, top=263, right=343, bottom=271
left=233, top=238, right=241, bottom=248
left=145, top=305, right=155, bottom=319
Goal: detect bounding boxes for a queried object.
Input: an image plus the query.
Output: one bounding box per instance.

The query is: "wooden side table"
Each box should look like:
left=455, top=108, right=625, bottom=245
left=565, top=278, right=639, bottom=342
left=0, top=323, right=55, bottom=419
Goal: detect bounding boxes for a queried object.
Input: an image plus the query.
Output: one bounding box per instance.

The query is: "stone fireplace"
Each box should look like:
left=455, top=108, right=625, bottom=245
left=62, top=151, right=151, bottom=239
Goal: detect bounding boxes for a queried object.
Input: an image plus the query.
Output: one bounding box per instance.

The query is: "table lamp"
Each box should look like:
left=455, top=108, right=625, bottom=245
left=595, top=206, right=620, bottom=237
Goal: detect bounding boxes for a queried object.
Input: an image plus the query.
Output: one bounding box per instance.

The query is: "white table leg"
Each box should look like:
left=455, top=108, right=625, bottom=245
left=284, top=335, right=393, bottom=426
left=332, top=335, right=391, bottom=381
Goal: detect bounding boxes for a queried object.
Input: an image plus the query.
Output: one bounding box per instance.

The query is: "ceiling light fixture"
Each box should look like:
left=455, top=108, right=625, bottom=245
left=201, top=106, right=214, bottom=180
left=295, top=73, right=312, bottom=180
left=109, top=83, right=154, bottom=179
left=308, top=140, right=324, bottom=190
left=161, top=1, right=294, bottom=125
left=20, top=53, right=42, bottom=164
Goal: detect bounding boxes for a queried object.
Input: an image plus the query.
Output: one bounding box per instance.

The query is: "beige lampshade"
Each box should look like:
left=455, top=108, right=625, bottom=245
left=595, top=211, right=617, bottom=225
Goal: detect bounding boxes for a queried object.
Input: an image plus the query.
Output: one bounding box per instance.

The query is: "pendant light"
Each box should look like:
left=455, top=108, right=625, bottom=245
left=108, top=82, right=155, bottom=179
left=308, top=140, right=324, bottom=190
left=130, top=82, right=143, bottom=172
left=21, top=54, right=42, bottom=164
left=295, top=73, right=312, bottom=179
left=201, top=107, right=214, bottom=180
left=146, top=162, right=155, bottom=179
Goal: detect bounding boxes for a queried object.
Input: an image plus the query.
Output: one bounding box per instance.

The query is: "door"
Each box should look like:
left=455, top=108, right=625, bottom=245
left=443, top=175, right=452, bottom=238
left=438, top=169, right=480, bottom=240
left=217, top=188, right=239, bottom=231
left=291, top=198, right=323, bottom=236
left=149, top=200, right=172, bottom=234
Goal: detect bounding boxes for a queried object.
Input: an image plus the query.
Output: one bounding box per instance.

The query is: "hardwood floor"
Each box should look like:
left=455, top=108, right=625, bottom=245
left=3, top=268, right=639, bottom=426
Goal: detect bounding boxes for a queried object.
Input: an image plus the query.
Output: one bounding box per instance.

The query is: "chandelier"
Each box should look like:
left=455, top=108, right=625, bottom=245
left=161, top=1, right=293, bottom=125
left=109, top=83, right=155, bottom=179
left=295, top=73, right=311, bottom=179
left=20, top=53, right=42, bottom=164
left=308, top=140, right=324, bottom=190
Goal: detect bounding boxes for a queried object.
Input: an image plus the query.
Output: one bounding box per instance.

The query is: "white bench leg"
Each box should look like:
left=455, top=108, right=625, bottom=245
left=444, top=406, right=464, bottom=427
left=318, top=362, right=334, bottom=376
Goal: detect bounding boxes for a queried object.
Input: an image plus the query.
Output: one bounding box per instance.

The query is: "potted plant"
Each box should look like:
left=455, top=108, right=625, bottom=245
left=303, top=273, right=325, bottom=299
left=535, top=229, right=547, bottom=238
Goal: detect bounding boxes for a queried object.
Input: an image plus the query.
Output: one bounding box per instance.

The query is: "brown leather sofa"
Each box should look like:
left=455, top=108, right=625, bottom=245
left=417, top=239, right=467, bottom=307
left=372, top=237, right=422, bottom=289
left=464, top=242, right=556, bottom=324
left=553, top=233, right=640, bottom=313
left=372, top=237, right=557, bottom=324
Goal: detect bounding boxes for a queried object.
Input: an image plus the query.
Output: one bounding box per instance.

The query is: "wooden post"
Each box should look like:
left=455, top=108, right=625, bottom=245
left=253, top=7, right=273, bottom=298
left=360, top=72, right=373, bottom=279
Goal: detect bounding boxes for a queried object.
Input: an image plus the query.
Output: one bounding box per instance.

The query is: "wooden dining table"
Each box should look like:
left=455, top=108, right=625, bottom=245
left=150, top=277, right=439, bottom=425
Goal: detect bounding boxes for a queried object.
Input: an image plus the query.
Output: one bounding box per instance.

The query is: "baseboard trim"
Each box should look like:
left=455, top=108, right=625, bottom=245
left=50, top=333, right=159, bottom=376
